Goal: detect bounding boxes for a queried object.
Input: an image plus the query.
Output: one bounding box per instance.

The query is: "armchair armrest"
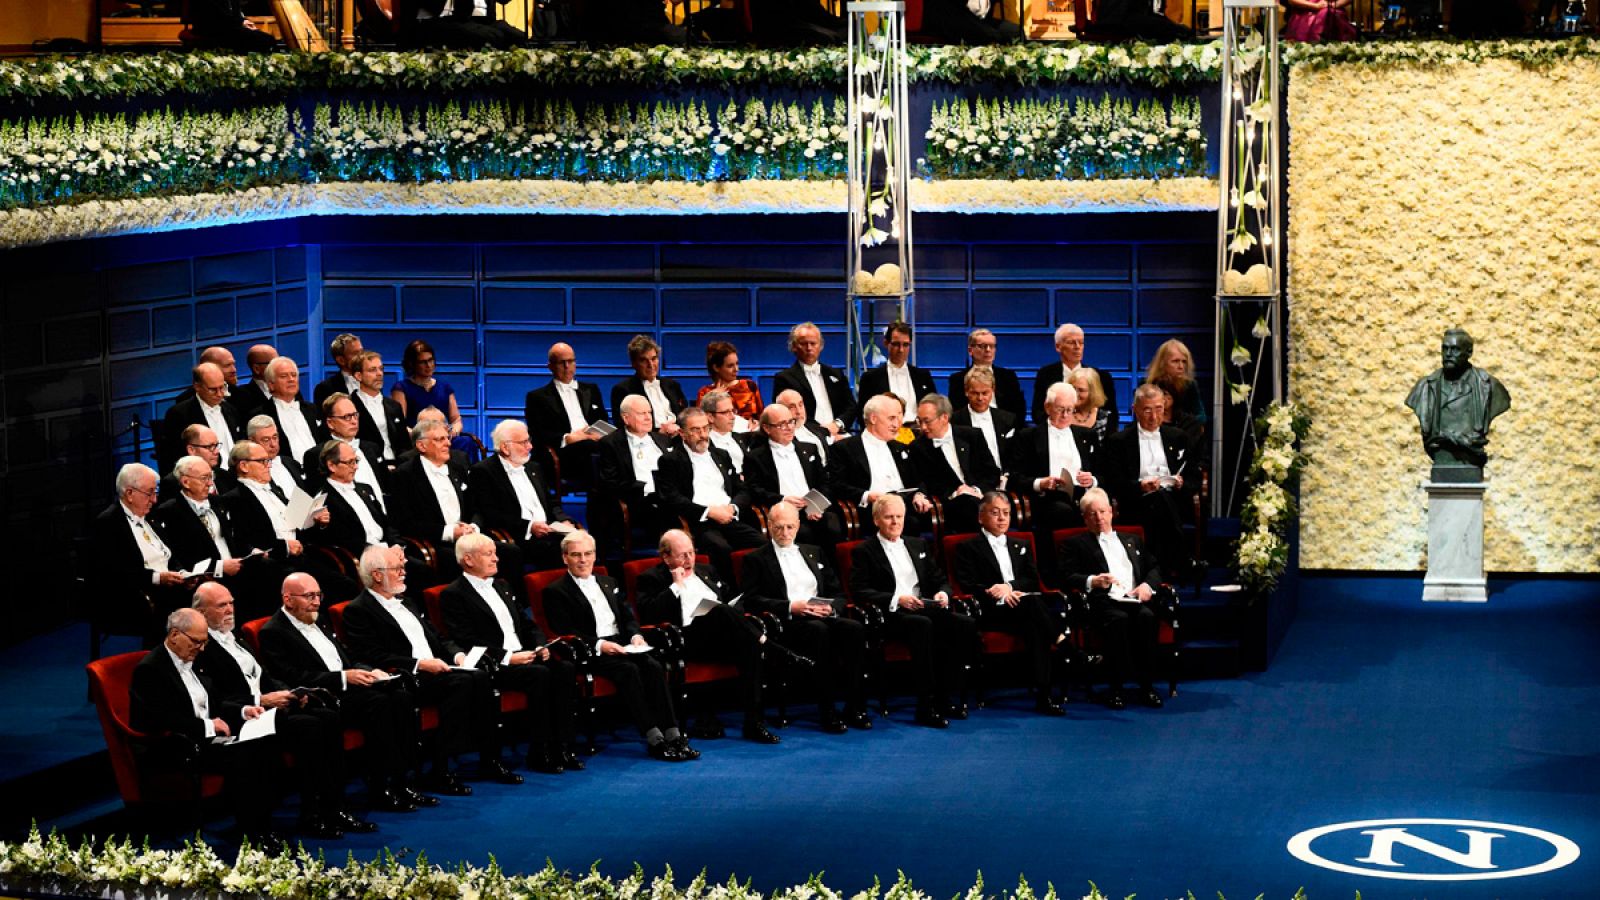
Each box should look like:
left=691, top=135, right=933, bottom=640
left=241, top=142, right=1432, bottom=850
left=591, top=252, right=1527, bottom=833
left=396, top=535, right=437, bottom=573
left=310, top=544, right=358, bottom=578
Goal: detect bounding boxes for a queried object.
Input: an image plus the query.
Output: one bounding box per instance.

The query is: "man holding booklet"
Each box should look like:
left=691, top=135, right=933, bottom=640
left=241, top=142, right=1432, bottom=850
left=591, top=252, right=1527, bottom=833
left=743, top=402, right=843, bottom=552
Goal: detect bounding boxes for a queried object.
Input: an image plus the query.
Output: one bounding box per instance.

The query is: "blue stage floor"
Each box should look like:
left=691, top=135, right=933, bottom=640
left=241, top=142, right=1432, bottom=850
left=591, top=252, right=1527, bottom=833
left=6, top=573, right=1599, bottom=899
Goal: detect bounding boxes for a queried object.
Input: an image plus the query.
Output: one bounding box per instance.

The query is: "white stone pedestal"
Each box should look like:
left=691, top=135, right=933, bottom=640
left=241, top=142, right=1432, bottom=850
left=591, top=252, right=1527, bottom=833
left=1422, top=481, right=1487, bottom=602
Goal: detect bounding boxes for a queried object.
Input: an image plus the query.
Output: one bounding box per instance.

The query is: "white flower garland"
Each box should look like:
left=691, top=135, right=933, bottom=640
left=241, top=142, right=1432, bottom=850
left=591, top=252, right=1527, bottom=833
left=1235, top=402, right=1309, bottom=594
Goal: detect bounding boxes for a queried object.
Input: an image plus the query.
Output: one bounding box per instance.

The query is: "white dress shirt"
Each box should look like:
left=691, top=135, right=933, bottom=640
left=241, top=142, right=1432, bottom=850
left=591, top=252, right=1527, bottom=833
left=768, top=441, right=811, bottom=497
left=554, top=380, right=588, bottom=439
left=274, top=397, right=317, bottom=462
left=775, top=544, right=819, bottom=605
left=329, top=479, right=385, bottom=546
left=499, top=456, right=547, bottom=536
left=1046, top=426, right=1086, bottom=485
left=861, top=433, right=907, bottom=500
left=122, top=502, right=172, bottom=582
left=640, top=379, right=673, bottom=426
left=290, top=615, right=348, bottom=689
left=967, top=407, right=1002, bottom=467
left=466, top=573, right=523, bottom=661
left=627, top=433, right=663, bottom=493
left=1137, top=427, right=1172, bottom=480
left=267, top=456, right=299, bottom=501
left=1097, top=531, right=1136, bottom=597
left=572, top=575, right=620, bottom=649
left=422, top=458, right=465, bottom=540
left=985, top=530, right=1016, bottom=583
left=210, top=628, right=264, bottom=703
left=184, top=494, right=232, bottom=576
left=793, top=423, right=828, bottom=464
left=355, top=390, right=397, bottom=461
left=687, top=448, right=732, bottom=516
left=335, top=436, right=386, bottom=509
left=243, top=478, right=296, bottom=541
left=199, top=399, right=235, bottom=459
left=884, top=363, right=916, bottom=421
left=931, top=433, right=966, bottom=485
left=801, top=363, right=836, bottom=426
left=166, top=645, right=215, bottom=737
left=709, top=430, right=746, bottom=473
left=878, top=535, right=920, bottom=611
left=372, top=591, right=433, bottom=667
left=668, top=572, right=720, bottom=627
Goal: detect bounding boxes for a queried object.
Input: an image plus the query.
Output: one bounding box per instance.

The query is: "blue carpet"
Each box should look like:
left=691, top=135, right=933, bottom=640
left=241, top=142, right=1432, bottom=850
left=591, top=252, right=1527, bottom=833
left=11, top=574, right=1600, bottom=899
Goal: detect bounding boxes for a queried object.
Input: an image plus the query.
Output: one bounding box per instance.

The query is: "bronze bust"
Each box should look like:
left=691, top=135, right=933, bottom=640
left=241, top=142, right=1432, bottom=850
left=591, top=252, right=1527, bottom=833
left=1405, top=328, right=1512, bottom=482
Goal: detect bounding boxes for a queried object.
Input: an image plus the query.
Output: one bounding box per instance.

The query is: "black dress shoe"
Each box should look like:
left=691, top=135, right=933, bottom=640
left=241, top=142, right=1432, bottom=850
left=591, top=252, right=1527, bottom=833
left=561, top=749, right=586, bottom=771
left=819, top=714, right=849, bottom=735
left=1105, top=691, right=1127, bottom=711
left=417, top=773, right=473, bottom=796
left=527, top=752, right=565, bottom=775
left=648, top=741, right=688, bottom=762
left=481, top=760, right=524, bottom=785
left=371, top=789, right=417, bottom=813
left=1138, top=688, right=1165, bottom=708
left=331, top=810, right=378, bottom=834
left=843, top=709, right=874, bottom=730
left=672, top=737, right=702, bottom=760
left=297, top=817, right=343, bottom=841
left=1034, top=698, right=1067, bottom=717
left=400, top=786, right=441, bottom=807
left=943, top=703, right=969, bottom=721
left=742, top=721, right=781, bottom=744
left=690, top=717, right=726, bottom=740
left=913, top=708, right=949, bottom=729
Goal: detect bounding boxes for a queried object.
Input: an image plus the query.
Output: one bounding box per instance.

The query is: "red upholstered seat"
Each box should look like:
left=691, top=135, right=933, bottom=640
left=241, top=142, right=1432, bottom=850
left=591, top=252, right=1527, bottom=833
left=86, top=651, right=224, bottom=808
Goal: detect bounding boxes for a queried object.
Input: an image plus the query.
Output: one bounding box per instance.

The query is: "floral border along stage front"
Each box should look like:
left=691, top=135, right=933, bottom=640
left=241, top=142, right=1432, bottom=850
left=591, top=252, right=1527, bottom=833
left=0, top=178, right=1217, bottom=248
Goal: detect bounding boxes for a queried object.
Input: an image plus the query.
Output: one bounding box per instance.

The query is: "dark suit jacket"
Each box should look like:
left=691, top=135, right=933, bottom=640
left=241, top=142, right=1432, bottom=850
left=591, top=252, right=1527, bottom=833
left=353, top=392, right=412, bottom=461
left=1100, top=424, right=1193, bottom=509
left=910, top=426, right=1001, bottom=499
left=1031, top=363, right=1120, bottom=431
left=857, top=363, right=936, bottom=414
left=233, top=380, right=273, bottom=418
left=388, top=455, right=472, bottom=542
left=1013, top=424, right=1101, bottom=500
left=342, top=590, right=463, bottom=672
left=849, top=535, right=947, bottom=610
left=160, top=396, right=245, bottom=474
left=300, top=437, right=383, bottom=493
left=272, top=455, right=312, bottom=496
left=951, top=405, right=1019, bottom=471
left=742, top=440, right=828, bottom=510
left=439, top=576, right=547, bottom=660
left=655, top=445, right=750, bottom=523
left=948, top=365, right=1026, bottom=420
left=197, top=631, right=288, bottom=707
left=89, top=502, right=176, bottom=606
left=158, top=468, right=238, bottom=504
left=738, top=542, right=841, bottom=620
left=774, top=361, right=858, bottom=431
left=952, top=531, right=1044, bottom=595
left=468, top=454, right=568, bottom=539
left=307, top=481, right=397, bottom=555
left=1058, top=529, right=1161, bottom=595
left=609, top=376, right=688, bottom=430
left=634, top=562, right=735, bottom=627
left=258, top=608, right=373, bottom=691
left=826, top=434, right=919, bottom=508
left=595, top=429, right=677, bottom=507
left=312, top=372, right=355, bottom=409
left=524, top=381, right=607, bottom=455
left=264, top=397, right=326, bottom=457
left=542, top=573, right=639, bottom=644
left=129, top=646, right=248, bottom=739
left=151, top=495, right=234, bottom=572
left=222, top=484, right=296, bottom=560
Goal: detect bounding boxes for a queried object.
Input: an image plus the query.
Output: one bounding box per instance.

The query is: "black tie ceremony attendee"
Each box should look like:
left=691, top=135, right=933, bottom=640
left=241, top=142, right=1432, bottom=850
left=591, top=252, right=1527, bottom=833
left=312, top=333, right=364, bottom=409
left=635, top=529, right=778, bottom=744
left=309, top=439, right=398, bottom=558
left=952, top=367, right=1018, bottom=475
left=245, top=415, right=312, bottom=501
left=857, top=322, right=936, bottom=429
left=223, top=441, right=352, bottom=613
left=947, top=329, right=1026, bottom=421
left=827, top=393, right=934, bottom=536
left=350, top=351, right=412, bottom=475
left=773, top=322, right=857, bottom=438
left=610, top=335, right=687, bottom=437
left=91, top=463, right=190, bottom=645
left=469, top=419, right=576, bottom=572
left=920, top=0, right=1021, bottom=43
left=1101, top=383, right=1194, bottom=577
left=1016, top=382, right=1101, bottom=582
left=774, top=388, right=833, bottom=466
left=1032, top=323, right=1119, bottom=430
left=848, top=493, right=977, bottom=728
left=236, top=344, right=277, bottom=418
left=342, top=544, right=524, bottom=790
left=162, top=363, right=244, bottom=479
left=172, top=346, right=239, bottom=408
left=541, top=531, right=698, bottom=762
left=702, top=390, right=754, bottom=475
left=654, top=407, right=764, bottom=579
left=186, top=0, right=280, bottom=51
left=744, top=402, right=842, bottom=552
left=192, top=583, right=375, bottom=839
left=151, top=455, right=254, bottom=606
left=400, top=0, right=533, bottom=48
left=129, top=609, right=284, bottom=843
left=1058, top=488, right=1167, bottom=710
left=524, top=341, right=609, bottom=490
left=594, top=394, right=678, bottom=558
left=738, top=503, right=871, bottom=734
left=439, top=533, right=581, bottom=774
left=257, top=573, right=430, bottom=814
left=389, top=418, right=523, bottom=589
left=159, top=425, right=239, bottom=500
left=910, top=393, right=1002, bottom=535
left=307, top=394, right=387, bottom=500
left=264, top=356, right=324, bottom=472
left=696, top=342, right=764, bottom=426
left=1066, top=367, right=1114, bottom=449
left=951, top=492, right=1068, bottom=716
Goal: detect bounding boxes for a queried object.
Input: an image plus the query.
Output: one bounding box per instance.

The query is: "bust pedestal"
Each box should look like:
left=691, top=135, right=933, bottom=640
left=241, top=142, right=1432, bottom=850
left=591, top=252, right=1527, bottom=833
left=1422, top=480, right=1487, bottom=602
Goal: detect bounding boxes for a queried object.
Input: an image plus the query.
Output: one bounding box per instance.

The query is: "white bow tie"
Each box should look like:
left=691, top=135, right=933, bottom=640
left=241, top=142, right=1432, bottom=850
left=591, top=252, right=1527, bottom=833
left=195, top=504, right=212, bottom=516
left=556, top=382, right=578, bottom=393
left=802, top=364, right=820, bottom=374
left=932, top=438, right=952, bottom=449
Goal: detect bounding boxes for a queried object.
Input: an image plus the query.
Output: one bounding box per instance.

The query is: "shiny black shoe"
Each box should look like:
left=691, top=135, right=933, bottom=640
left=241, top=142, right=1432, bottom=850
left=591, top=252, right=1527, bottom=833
left=297, top=816, right=343, bottom=841
left=527, top=750, right=565, bottom=775
left=371, top=789, right=417, bottom=813
left=1104, top=691, right=1127, bottom=711
left=742, top=720, right=781, bottom=744
left=943, top=703, right=969, bottom=721
left=648, top=740, right=689, bottom=762
left=400, top=786, right=441, bottom=808
left=1139, top=688, right=1166, bottom=709
left=913, top=708, right=949, bottom=729
left=561, top=749, right=586, bottom=771
left=843, top=708, right=874, bottom=730
left=331, top=810, right=378, bottom=834
left=690, top=717, right=726, bottom=740
left=819, top=713, right=849, bottom=735
left=481, top=759, right=524, bottom=785
left=672, top=737, right=702, bottom=760
left=1034, top=697, right=1067, bottom=717
left=417, top=773, right=472, bottom=796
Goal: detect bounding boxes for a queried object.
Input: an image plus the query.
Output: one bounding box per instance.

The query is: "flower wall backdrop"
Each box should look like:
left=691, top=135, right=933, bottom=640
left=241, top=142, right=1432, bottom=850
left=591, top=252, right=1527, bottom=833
left=1287, top=57, right=1600, bottom=573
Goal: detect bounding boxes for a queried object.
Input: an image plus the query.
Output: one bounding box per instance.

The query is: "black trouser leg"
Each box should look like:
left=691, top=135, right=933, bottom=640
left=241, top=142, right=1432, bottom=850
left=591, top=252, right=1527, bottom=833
left=885, top=610, right=936, bottom=706
left=414, top=670, right=477, bottom=770
left=683, top=604, right=765, bottom=721
left=592, top=653, right=677, bottom=735
left=496, top=658, right=576, bottom=753
left=982, top=592, right=1061, bottom=689
left=278, top=705, right=344, bottom=815
left=926, top=605, right=977, bottom=702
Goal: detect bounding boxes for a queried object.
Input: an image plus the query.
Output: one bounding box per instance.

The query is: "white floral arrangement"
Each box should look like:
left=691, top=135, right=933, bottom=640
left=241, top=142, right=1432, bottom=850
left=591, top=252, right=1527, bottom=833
left=921, top=95, right=1204, bottom=181
left=1283, top=35, right=1600, bottom=70
left=1235, top=402, right=1310, bottom=594
left=0, top=44, right=1220, bottom=102
left=0, top=825, right=1296, bottom=900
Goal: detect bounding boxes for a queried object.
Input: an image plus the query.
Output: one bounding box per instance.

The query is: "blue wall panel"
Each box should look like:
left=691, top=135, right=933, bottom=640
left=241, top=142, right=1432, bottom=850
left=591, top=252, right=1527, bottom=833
left=482, top=286, right=566, bottom=324
left=572, top=288, right=656, bottom=326
left=195, top=250, right=275, bottom=293
left=754, top=288, right=844, bottom=327
left=402, top=285, right=478, bottom=323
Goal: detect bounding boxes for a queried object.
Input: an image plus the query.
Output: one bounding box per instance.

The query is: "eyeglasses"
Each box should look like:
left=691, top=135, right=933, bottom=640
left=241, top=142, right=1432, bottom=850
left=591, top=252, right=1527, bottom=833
left=242, top=456, right=269, bottom=464
left=504, top=437, right=533, bottom=447
left=416, top=356, right=436, bottom=365
left=763, top=419, right=796, bottom=429
left=330, top=457, right=359, bottom=468
left=327, top=412, right=360, bottom=422
left=175, top=631, right=209, bottom=649
left=970, top=342, right=996, bottom=350
left=190, top=443, right=220, bottom=452
left=886, top=340, right=912, bottom=349
left=128, top=485, right=158, bottom=498
left=286, top=591, right=324, bottom=601
left=184, top=473, right=216, bottom=483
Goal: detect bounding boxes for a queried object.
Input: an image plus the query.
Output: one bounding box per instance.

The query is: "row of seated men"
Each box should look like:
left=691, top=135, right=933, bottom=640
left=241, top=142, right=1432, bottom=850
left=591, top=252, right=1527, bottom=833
left=122, top=482, right=1170, bottom=843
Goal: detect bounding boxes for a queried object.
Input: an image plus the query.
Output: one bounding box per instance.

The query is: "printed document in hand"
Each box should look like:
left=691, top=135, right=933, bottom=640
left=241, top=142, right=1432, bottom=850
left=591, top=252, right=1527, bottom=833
left=236, top=707, right=278, bottom=743
left=286, top=488, right=327, bottom=529
left=803, top=490, right=832, bottom=517
left=584, top=420, right=617, bottom=437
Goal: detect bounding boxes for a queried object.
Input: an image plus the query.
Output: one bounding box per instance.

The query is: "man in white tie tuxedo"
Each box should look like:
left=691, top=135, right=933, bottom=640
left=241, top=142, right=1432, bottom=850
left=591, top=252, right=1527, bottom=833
left=523, top=342, right=608, bottom=492
left=1015, top=382, right=1100, bottom=584
left=742, top=402, right=842, bottom=551
left=1100, top=384, right=1195, bottom=578
left=910, top=393, right=1001, bottom=535
left=772, top=322, right=856, bottom=437
left=90, top=463, right=190, bottom=645
left=610, top=335, right=687, bottom=436
left=151, top=455, right=254, bottom=608
left=1057, top=487, right=1169, bottom=710
left=1031, top=323, right=1119, bottom=430
left=951, top=367, right=1018, bottom=474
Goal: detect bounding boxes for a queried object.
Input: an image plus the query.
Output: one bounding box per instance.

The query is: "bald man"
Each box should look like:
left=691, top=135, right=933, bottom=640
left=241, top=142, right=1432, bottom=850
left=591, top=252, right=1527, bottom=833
left=161, top=362, right=245, bottom=474
left=1032, top=324, right=1118, bottom=428
left=234, top=344, right=277, bottom=416
left=524, top=342, right=608, bottom=490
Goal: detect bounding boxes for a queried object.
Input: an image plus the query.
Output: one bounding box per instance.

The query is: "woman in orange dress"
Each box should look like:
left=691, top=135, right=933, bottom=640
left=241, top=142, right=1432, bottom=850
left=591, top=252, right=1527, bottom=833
left=697, top=340, right=764, bottom=422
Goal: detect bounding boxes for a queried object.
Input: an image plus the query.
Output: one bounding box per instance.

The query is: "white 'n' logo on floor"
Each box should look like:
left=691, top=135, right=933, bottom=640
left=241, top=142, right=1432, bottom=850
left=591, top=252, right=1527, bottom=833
left=1286, top=818, right=1580, bottom=881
